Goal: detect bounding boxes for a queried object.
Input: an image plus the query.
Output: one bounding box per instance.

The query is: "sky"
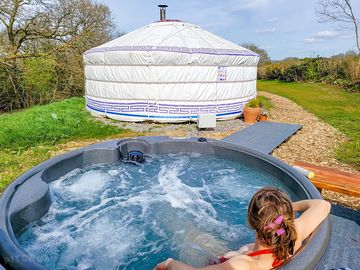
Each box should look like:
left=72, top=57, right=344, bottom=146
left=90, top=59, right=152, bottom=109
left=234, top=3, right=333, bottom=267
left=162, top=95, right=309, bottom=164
left=100, top=0, right=359, bottom=60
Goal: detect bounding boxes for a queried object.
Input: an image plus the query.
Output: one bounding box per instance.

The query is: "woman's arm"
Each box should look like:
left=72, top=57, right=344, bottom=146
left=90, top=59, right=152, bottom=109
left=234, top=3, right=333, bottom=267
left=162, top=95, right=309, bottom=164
left=292, top=200, right=316, bottom=212
left=293, top=199, right=331, bottom=240
left=154, top=256, right=252, bottom=270
left=153, top=259, right=196, bottom=270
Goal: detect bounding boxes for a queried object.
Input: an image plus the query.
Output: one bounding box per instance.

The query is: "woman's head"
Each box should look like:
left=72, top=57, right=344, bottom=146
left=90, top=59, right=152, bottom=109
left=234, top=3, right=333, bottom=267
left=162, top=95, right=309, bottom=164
left=247, top=187, right=297, bottom=262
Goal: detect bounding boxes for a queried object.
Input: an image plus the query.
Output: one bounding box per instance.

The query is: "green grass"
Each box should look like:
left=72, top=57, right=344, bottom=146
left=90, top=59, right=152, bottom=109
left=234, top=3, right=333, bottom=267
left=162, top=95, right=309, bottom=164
left=257, top=80, right=360, bottom=169
left=0, top=97, right=135, bottom=190
left=0, top=97, right=126, bottom=151
left=0, top=146, right=54, bottom=190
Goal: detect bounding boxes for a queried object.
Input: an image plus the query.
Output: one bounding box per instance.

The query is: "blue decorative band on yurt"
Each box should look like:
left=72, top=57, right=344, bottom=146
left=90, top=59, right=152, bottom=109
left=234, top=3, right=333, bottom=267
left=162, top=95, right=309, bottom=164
left=86, top=97, right=247, bottom=118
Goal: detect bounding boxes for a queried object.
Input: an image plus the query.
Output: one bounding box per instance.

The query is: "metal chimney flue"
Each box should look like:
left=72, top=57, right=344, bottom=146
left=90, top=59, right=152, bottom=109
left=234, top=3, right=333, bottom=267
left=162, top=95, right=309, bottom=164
left=158, top=5, right=168, bottom=21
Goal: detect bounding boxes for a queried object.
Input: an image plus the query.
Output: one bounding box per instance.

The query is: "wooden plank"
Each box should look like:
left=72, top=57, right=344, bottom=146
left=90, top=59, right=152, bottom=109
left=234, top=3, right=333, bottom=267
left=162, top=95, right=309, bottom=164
left=294, top=161, right=360, bottom=197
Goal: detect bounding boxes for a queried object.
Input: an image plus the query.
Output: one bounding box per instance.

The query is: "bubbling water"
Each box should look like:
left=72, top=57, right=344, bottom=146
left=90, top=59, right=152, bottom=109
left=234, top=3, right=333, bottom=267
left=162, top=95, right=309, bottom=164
left=17, top=153, right=298, bottom=269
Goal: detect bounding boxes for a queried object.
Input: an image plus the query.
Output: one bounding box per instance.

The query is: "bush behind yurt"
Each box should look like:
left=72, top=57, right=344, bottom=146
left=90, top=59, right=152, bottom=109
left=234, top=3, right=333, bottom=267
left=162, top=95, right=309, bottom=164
left=258, top=55, right=360, bottom=91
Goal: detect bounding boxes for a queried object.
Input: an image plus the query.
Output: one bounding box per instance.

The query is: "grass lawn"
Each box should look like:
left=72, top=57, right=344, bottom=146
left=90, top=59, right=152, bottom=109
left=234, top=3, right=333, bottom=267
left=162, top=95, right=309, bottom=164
left=0, top=98, right=136, bottom=191
left=257, top=80, right=360, bottom=170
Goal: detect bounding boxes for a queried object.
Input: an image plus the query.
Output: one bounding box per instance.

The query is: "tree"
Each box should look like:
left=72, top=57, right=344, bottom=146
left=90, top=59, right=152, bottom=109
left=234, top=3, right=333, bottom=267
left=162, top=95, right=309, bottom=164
left=241, top=43, right=271, bottom=65
left=0, top=0, right=114, bottom=58
left=1, top=0, right=61, bottom=57
left=316, top=0, right=360, bottom=55
left=0, top=0, right=114, bottom=111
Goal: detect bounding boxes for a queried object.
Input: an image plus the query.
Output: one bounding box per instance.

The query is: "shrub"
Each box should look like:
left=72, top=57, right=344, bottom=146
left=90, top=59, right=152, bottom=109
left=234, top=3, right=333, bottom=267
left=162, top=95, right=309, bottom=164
left=281, top=63, right=307, bottom=82
left=245, top=96, right=272, bottom=109
left=304, top=58, right=328, bottom=81
left=264, top=64, right=283, bottom=80
left=258, top=55, right=360, bottom=91
left=22, top=56, right=57, bottom=104
left=245, top=98, right=261, bottom=108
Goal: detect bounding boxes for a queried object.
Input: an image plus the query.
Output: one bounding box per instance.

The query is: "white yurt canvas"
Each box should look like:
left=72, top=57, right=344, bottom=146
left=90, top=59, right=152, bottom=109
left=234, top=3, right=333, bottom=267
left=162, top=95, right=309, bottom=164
left=83, top=9, right=259, bottom=123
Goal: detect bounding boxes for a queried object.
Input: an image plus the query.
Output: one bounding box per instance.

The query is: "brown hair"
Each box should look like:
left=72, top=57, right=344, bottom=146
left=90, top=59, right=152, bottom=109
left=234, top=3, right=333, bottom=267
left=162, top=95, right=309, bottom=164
left=247, top=187, right=297, bottom=262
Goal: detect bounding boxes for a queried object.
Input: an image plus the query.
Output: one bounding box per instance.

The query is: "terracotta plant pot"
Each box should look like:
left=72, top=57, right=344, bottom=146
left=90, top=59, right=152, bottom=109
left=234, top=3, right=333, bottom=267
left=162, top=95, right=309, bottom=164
left=243, top=107, right=261, bottom=123
left=259, top=115, right=268, bottom=122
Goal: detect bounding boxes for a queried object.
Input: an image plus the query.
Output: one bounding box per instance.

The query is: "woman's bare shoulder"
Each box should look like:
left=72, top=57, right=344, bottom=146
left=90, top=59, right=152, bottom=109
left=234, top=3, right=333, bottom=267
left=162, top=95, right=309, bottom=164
left=225, top=255, right=255, bottom=270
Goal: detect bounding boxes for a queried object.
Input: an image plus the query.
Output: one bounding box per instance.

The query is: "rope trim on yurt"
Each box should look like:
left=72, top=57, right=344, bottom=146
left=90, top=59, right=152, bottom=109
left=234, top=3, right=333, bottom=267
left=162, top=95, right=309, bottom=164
left=84, top=46, right=259, bottom=57
left=84, top=64, right=259, bottom=67
left=85, top=79, right=257, bottom=84
left=85, top=95, right=256, bottom=103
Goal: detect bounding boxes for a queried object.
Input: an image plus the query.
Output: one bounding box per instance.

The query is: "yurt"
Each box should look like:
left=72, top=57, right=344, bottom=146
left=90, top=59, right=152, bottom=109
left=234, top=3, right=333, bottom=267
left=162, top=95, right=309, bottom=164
left=83, top=6, right=259, bottom=123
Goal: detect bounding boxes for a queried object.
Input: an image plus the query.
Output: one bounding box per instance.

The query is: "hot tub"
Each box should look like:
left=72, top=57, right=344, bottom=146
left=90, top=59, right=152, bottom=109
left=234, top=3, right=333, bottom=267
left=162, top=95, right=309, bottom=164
left=0, top=137, right=330, bottom=269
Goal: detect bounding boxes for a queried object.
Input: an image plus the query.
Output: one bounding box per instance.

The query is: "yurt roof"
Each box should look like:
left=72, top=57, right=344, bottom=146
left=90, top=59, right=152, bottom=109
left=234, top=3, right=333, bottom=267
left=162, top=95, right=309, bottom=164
left=84, top=21, right=258, bottom=58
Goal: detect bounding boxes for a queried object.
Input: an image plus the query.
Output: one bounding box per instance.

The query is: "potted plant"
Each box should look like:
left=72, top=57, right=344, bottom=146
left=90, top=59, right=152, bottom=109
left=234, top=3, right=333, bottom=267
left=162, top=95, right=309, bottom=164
left=243, top=98, right=261, bottom=123
left=259, top=107, right=268, bottom=121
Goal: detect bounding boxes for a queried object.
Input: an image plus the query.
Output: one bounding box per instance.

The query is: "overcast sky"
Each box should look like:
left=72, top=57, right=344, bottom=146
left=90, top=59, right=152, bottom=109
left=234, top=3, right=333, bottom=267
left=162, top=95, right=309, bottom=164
left=100, top=0, right=359, bottom=60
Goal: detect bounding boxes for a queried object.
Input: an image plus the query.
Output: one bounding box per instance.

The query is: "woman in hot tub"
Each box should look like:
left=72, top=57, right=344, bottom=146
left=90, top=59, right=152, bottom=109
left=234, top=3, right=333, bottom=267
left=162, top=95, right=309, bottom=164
left=154, top=187, right=331, bottom=270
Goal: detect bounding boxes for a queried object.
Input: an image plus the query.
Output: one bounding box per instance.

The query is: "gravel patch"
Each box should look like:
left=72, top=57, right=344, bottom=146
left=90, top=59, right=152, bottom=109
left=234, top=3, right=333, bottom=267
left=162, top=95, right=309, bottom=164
left=97, top=117, right=250, bottom=140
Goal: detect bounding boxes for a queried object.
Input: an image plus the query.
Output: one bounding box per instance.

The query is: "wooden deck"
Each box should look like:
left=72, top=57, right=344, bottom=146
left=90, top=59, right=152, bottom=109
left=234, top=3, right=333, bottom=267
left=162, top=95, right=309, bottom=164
left=294, top=161, right=360, bottom=197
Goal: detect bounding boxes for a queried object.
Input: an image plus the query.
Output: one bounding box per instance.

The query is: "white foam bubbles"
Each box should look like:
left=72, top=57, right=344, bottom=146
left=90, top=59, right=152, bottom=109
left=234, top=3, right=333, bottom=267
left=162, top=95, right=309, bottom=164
left=107, top=169, right=119, bottom=176
left=157, top=159, right=216, bottom=219
left=216, top=174, right=262, bottom=201
left=55, top=215, right=143, bottom=270
left=64, top=171, right=109, bottom=198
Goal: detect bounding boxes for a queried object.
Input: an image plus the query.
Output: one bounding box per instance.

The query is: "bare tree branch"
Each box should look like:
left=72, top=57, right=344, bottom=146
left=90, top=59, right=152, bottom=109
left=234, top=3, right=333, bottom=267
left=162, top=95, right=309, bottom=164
left=316, top=0, right=360, bottom=55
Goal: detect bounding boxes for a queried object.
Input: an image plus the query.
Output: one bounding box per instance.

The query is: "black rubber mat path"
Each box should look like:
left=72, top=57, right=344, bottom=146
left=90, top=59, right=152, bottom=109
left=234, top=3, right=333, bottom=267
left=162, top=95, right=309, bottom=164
left=326, top=210, right=360, bottom=269
left=327, top=205, right=359, bottom=269
left=222, top=121, right=302, bottom=154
